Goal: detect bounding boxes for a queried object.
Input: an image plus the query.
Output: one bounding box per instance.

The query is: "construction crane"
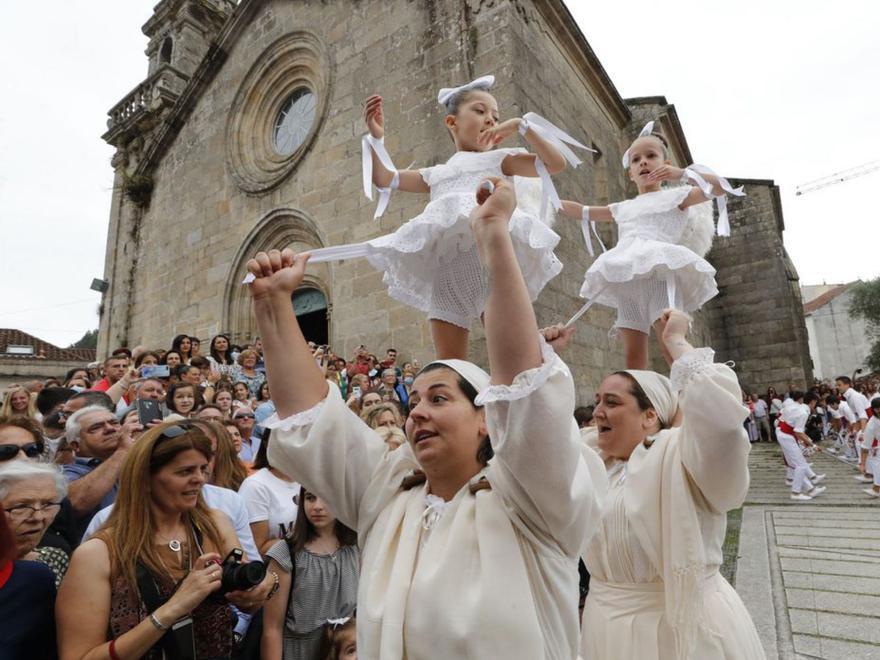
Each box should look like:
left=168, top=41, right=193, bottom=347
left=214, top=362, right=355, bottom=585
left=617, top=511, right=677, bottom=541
left=796, top=159, right=880, bottom=196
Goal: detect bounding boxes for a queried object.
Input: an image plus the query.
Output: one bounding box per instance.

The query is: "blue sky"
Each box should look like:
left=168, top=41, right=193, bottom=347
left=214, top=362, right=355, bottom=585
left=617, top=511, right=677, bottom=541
left=1, top=1, right=877, bottom=347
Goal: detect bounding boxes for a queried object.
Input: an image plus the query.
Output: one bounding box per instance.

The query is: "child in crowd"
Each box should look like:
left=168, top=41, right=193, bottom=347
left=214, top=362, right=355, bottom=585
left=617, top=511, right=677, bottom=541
left=261, top=488, right=358, bottom=660
left=861, top=398, right=880, bottom=497
left=560, top=122, right=743, bottom=369
left=320, top=617, right=357, bottom=660
left=263, top=74, right=591, bottom=359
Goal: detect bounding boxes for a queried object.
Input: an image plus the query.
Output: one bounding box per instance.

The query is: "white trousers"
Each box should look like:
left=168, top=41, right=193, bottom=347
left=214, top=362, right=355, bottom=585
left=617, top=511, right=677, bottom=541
left=867, top=455, right=880, bottom=487
left=778, top=431, right=816, bottom=493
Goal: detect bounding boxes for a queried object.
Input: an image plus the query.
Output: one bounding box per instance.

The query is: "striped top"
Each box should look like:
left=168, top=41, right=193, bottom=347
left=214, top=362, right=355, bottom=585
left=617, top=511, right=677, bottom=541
left=265, top=539, right=359, bottom=637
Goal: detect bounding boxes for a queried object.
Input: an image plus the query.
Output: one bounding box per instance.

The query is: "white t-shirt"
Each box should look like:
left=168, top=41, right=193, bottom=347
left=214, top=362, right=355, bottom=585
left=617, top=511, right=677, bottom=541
left=863, top=417, right=880, bottom=456
left=238, top=468, right=300, bottom=542
left=753, top=399, right=768, bottom=417
left=839, top=401, right=858, bottom=424
left=844, top=388, right=870, bottom=420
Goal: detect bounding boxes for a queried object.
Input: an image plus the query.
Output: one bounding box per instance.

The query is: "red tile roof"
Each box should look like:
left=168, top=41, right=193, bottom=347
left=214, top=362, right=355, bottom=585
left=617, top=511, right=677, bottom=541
left=0, top=329, right=94, bottom=363
left=803, top=283, right=851, bottom=315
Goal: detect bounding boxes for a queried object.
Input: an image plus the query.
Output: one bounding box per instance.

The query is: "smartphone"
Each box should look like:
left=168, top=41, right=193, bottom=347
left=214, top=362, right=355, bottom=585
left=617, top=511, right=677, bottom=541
left=137, top=399, right=164, bottom=427
left=352, top=386, right=362, bottom=399
left=141, top=364, right=170, bottom=378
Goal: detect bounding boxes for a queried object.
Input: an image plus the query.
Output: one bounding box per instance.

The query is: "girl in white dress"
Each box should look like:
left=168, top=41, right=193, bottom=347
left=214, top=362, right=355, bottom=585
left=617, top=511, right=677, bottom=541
left=559, top=122, right=743, bottom=369
left=244, top=178, right=605, bottom=659
left=280, top=75, right=591, bottom=360
left=572, top=308, right=765, bottom=659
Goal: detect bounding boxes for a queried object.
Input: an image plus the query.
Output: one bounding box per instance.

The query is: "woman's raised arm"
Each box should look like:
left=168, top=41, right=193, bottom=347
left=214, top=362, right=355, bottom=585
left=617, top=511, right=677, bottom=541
left=246, top=250, right=328, bottom=418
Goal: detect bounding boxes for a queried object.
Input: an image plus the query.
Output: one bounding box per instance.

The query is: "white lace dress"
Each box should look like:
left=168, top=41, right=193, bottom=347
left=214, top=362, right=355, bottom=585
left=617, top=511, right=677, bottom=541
left=353, top=148, right=561, bottom=328
left=580, top=187, right=717, bottom=333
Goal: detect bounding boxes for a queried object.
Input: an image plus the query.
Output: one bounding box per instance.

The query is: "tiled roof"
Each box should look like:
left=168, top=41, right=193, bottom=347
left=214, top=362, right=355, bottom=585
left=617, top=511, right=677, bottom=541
left=0, top=329, right=92, bottom=362
left=803, top=283, right=851, bottom=315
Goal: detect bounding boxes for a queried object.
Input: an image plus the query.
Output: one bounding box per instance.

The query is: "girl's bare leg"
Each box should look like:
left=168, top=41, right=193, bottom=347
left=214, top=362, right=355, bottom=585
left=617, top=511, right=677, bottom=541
left=430, top=319, right=470, bottom=360
left=620, top=328, right=649, bottom=370
left=652, top=318, right=675, bottom=367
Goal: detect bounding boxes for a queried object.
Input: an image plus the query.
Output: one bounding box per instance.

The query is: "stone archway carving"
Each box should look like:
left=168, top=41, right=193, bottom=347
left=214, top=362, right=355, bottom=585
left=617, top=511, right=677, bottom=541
left=223, top=208, right=332, bottom=342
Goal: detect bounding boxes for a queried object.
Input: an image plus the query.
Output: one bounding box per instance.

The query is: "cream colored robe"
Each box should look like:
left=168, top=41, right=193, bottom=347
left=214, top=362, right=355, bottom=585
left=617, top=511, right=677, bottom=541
left=267, top=343, right=605, bottom=660
left=580, top=349, right=765, bottom=659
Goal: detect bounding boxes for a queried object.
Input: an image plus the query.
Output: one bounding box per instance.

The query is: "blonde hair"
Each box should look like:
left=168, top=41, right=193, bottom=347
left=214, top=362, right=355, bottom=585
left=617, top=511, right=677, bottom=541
left=1, top=386, right=38, bottom=420
left=361, top=402, right=401, bottom=429
left=194, top=420, right=247, bottom=491
left=236, top=349, right=259, bottom=367
left=97, top=420, right=224, bottom=589
left=375, top=425, right=406, bottom=450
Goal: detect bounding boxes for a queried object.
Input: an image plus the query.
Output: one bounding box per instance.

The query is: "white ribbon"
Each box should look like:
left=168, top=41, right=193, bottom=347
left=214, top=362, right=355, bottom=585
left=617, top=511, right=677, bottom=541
left=565, top=300, right=594, bottom=328
left=621, top=121, right=655, bottom=168
left=326, top=617, right=351, bottom=628
left=437, top=74, right=495, bottom=108
left=580, top=206, right=607, bottom=258
left=682, top=164, right=745, bottom=237
left=362, top=134, right=398, bottom=218
left=240, top=244, right=372, bottom=284
left=519, top=112, right=595, bottom=219
left=421, top=493, right=448, bottom=531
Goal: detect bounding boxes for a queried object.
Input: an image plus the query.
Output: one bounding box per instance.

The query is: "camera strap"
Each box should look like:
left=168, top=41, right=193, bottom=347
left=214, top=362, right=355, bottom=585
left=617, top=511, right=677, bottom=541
left=135, top=563, right=196, bottom=660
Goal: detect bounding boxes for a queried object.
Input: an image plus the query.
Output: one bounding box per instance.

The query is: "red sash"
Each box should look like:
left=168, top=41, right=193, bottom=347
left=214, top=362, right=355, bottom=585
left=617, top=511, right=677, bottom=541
left=778, top=421, right=795, bottom=435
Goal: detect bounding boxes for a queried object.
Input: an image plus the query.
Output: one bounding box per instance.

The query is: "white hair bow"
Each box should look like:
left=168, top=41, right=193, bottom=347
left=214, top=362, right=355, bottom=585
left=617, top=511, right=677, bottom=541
left=326, top=617, right=351, bottom=628
left=621, top=121, right=655, bottom=168
left=437, top=74, right=495, bottom=108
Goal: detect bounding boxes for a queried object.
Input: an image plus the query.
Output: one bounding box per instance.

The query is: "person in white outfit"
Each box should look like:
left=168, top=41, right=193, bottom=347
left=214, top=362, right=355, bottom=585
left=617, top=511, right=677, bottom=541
left=777, top=392, right=826, bottom=501
left=837, top=376, right=870, bottom=466
left=573, top=309, right=764, bottom=659
left=243, top=177, right=605, bottom=660
left=861, top=398, right=880, bottom=497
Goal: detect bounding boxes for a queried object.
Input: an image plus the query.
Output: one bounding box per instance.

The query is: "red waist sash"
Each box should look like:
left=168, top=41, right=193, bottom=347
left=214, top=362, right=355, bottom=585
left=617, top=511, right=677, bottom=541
left=778, top=421, right=796, bottom=435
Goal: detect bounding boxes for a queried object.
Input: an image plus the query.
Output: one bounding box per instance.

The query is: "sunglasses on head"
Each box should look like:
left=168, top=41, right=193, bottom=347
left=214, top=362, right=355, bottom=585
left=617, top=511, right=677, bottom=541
left=0, top=442, right=41, bottom=462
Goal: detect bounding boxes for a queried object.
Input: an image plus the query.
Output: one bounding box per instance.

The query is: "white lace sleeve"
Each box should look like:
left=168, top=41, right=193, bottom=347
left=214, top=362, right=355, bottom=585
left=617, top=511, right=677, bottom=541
left=263, top=399, right=327, bottom=431
left=475, top=336, right=559, bottom=405
left=670, top=347, right=715, bottom=392
left=482, top=336, right=603, bottom=557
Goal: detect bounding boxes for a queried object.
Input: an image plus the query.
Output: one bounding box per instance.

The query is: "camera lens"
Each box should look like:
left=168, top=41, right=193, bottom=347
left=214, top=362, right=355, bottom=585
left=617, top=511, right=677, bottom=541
left=221, top=560, right=266, bottom=594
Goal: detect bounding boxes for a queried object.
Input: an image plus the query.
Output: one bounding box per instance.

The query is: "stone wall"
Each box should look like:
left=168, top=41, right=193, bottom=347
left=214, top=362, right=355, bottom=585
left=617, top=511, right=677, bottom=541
left=704, top=180, right=813, bottom=392
left=97, top=0, right=812, bottom=404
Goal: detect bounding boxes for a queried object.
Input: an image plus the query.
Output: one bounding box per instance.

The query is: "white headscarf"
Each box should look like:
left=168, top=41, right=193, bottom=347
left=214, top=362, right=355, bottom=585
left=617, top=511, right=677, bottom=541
left=420, top=359, right=490, bottom=404
left=622, top=369, right=679, bottom=428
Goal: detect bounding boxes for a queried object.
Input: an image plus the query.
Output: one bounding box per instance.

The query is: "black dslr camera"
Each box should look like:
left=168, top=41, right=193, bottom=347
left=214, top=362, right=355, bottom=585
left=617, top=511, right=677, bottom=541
left=218, top=548, right=266, bottom=595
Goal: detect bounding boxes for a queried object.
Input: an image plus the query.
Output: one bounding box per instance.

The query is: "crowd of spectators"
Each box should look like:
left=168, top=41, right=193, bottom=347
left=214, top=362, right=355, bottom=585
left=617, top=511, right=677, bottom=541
left=0, top=333, right=420, bottom=658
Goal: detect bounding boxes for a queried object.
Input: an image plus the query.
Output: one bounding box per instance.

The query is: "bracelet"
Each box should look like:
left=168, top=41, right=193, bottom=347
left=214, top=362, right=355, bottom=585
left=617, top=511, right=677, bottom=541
left=265, top=570, right=280, bottom=601
left=518, top=118, right=530, bottom=136
left=109, top=639, right=121, bottom=660
left=149, top=612, right=170, bottom=631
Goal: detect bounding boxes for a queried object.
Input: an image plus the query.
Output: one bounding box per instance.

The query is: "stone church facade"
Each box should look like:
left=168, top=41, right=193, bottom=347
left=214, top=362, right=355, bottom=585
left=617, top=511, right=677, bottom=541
left=97, top=0, right=812, bottom=400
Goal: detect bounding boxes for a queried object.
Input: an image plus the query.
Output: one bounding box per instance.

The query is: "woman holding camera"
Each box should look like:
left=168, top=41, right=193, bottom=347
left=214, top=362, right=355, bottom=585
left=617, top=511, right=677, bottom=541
left=57, top=420, right=276, bottom=660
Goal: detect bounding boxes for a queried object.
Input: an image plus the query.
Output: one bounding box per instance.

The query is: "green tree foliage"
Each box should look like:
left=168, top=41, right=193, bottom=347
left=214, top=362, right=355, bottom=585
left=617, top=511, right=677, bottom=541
left=848, top=279, right=880, bottom=371
left=68, top=329, right=98, bottom=350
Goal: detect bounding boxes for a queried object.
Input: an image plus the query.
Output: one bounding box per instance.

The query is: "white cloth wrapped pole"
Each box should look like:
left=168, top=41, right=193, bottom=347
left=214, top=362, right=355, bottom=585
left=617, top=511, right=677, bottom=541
left=362, top=134, right=399, bottom=218
left=683, top=164, right=745, bottom=237
left=519, top=112, right=595, bottom=221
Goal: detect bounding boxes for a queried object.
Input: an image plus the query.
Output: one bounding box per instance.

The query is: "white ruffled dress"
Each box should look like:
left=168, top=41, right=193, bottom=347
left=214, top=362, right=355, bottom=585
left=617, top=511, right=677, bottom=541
left=580, top=187, right=717, bottom=333
left=366, top=147, right=562, bottom=328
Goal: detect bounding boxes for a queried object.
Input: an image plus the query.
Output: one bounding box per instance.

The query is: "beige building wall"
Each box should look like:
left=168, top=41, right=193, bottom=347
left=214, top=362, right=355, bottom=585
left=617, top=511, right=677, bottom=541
left=97, top=0, right=807, bottom=404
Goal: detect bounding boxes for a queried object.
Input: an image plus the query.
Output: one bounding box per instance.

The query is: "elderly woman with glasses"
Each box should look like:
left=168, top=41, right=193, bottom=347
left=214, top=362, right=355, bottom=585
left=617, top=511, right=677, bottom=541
left=57, top=420, right=277, bottom=660
left=0, top=461, right=68, bottom=587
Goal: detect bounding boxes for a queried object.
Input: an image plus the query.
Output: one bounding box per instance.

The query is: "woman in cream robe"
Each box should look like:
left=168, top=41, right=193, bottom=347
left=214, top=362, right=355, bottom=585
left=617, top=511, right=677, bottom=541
left=580, top=309, right=765, bottom=659
left=245, top=178, right=605, bottom=660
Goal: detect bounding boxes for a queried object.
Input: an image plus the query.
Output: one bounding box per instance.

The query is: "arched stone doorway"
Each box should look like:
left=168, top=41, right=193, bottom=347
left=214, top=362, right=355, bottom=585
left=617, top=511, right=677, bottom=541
left=223, top=208, right=331, bottom=344
left=293, top=286, right=328, bottom=345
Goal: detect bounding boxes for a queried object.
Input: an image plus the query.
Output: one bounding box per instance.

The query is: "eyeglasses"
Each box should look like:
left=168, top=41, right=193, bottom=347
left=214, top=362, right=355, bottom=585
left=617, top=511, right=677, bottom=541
left=4, top=502, right=62, bottom=520
left=235, top=413, right=255, bottom=420
left=0, top=442, right=41, bottom=462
